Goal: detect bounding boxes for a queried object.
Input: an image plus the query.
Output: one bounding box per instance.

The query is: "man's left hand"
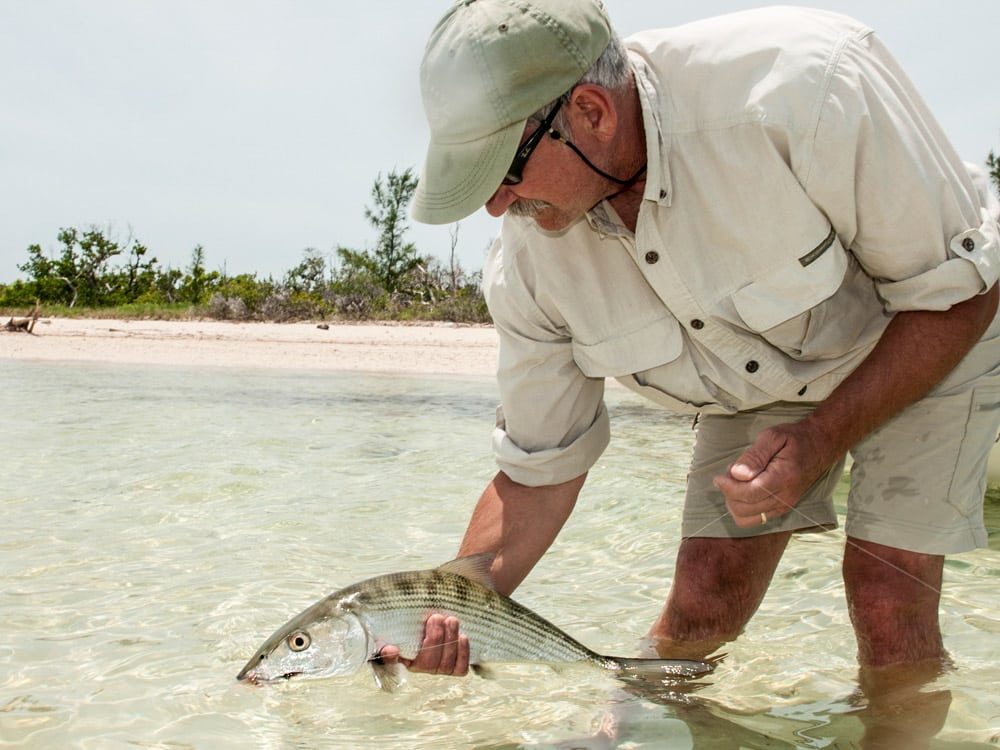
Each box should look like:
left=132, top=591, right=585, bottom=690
left=713, top=419, right=833, bottom=527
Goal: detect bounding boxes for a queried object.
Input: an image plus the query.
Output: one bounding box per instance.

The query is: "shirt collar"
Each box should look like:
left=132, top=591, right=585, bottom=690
left=630, top=52, right=671, bottom=207
left=629, top=52, right=672, bottom=206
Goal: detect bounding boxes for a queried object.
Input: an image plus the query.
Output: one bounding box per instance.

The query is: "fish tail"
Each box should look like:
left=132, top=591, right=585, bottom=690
left=604, top=656, right=715, bottom=680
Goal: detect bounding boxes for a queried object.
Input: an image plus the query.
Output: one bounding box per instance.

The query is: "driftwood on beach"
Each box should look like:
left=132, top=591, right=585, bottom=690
left=4, top=301, right=41, bottom=334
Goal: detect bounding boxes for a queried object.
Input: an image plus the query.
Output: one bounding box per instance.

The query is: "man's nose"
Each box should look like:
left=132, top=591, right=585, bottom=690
left=485, top=184, right=519, bottom=217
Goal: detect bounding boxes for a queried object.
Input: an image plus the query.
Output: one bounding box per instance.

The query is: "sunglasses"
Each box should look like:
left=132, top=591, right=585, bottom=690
left=502, top=99, right=565, bottom=186
left=501, top=96, right=645, bottom=188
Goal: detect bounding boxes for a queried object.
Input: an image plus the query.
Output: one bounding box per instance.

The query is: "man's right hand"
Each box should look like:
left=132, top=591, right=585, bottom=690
left=380, top=471, right=584, bottom=678
left=378, top=614, right=471, bottom=676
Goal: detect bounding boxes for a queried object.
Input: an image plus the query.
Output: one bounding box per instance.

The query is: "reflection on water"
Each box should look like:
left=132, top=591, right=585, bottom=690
left=1, top=359, right=998, bottom=748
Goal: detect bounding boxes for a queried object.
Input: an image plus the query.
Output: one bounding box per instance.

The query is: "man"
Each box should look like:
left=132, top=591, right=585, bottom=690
left=394, top=0, right=1000, bottom=676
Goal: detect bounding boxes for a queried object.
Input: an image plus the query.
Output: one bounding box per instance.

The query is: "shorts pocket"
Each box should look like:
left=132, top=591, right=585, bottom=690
left=948, top=383, right=1000, bottom=520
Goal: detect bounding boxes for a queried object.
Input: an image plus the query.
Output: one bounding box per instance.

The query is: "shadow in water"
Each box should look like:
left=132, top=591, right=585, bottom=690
left=483, top=658, right=984, bottom=750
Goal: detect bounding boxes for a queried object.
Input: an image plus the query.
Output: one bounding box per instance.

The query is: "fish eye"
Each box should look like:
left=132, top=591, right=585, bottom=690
left=287, top=631, right=311, bottom=652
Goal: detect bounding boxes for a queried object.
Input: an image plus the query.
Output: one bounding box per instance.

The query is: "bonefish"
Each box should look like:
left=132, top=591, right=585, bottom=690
left=237, top=554, right=715, bottom=690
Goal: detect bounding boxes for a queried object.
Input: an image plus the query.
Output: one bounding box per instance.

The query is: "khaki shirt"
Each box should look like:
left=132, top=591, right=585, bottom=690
left=484, top=7, right=1000, bottom=487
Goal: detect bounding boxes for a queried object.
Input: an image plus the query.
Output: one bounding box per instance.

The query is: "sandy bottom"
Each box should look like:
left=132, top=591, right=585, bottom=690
left=1, top=318, right=499, bottom=377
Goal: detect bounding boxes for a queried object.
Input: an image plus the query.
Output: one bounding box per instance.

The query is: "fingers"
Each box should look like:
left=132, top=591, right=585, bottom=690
left=716, top=475, right=782, bottom=527
left=375, top=643, right=402, bottom=663
left=398, top=614, right=470, bottom=676
left=714, top=425, right=815, bottom=527
left=726, top=427, right=789, bottom=482
left=714, top=459, right=792, bottom=528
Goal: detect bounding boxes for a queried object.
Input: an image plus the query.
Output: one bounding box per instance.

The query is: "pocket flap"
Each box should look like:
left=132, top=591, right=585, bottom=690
left=732, top=229, right=848, bottom=331
left=572, top=315, right=684, bottom=378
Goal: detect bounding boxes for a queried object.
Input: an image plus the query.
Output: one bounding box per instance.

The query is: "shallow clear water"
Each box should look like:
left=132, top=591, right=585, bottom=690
left=1, top=359, right=998, bottom=748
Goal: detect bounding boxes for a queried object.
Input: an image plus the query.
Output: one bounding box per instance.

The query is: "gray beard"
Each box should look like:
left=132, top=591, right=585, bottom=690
left=506, top=199, right=553, bottom=219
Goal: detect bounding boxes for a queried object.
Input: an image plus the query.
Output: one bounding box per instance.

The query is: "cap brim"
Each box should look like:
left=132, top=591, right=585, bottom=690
left=412, top=120, right=525, bottom=225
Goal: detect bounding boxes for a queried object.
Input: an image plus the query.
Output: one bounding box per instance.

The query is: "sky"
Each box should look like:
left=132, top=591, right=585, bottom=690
left=2, top=1, right=999, bottom=284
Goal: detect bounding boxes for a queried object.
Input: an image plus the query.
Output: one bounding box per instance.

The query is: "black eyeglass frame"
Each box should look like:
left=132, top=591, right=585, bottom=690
left=502, top=99, right=565, bottom=186
left=501, top=95, right=646, bottom=188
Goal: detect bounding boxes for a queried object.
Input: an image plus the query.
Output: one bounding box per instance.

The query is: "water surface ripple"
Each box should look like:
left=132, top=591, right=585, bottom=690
left=1, top=360, right=997, bottom=748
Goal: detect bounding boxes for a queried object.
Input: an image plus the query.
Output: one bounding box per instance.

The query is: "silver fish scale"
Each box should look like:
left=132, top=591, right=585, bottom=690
left=338, top=569, right=604, bottom=665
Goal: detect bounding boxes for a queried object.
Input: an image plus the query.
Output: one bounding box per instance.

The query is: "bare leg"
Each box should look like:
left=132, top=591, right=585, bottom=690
left=843, top=537, right=945, bottom=666
left=648, top=533, right=792, bottom=659
left=854, top=661, right=952, bottom=750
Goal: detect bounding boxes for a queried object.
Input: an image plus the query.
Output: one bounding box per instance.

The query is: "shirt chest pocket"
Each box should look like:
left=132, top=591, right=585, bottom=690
left=730, top=229, right=876, bottom=359
left=571, top=314, right=685, bottom=378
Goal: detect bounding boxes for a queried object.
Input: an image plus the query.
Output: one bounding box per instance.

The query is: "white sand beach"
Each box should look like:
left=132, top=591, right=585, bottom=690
left=1, top=317, right=499, bottom=377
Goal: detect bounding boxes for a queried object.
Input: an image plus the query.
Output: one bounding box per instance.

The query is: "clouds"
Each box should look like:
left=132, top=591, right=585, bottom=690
left=2, top=2, right=435, bottom=278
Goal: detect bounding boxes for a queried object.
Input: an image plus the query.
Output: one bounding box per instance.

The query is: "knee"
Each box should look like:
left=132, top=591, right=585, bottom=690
left=842, top=540, right=943, bottom=615
left=663, top=572, right=761, bottom=641
left=662, top=536, right=789, bottom=641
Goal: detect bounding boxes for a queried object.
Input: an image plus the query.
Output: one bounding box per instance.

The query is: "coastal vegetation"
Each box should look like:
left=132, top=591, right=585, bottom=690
left=0, top=168, right=489, bottom=324
left=3, top=155, right=999, bottom=325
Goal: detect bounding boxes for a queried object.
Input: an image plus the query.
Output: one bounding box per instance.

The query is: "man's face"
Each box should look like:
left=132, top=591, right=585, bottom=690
left=485, top=116, right=609, bottom=232
left=485, top=139, right=605, bottom=232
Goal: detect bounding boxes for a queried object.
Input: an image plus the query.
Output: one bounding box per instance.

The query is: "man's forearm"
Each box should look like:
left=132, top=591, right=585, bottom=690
left=458, top=471, right=586, bottom=595
left=717, top=285, right=997, bottom=526
left=807, top=284, right=999, bottom=464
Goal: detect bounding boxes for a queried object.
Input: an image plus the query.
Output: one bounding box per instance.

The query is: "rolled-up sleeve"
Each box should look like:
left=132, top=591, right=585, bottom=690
left=804, top=31, right=1000, bottom=312
left=485, top=231, right=611, bottom=487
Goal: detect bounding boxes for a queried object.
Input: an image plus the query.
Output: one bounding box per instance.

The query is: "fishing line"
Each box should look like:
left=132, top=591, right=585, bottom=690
left=410, top=481, right=949, bottom=666
left=683, top=483, right=945, bottom=598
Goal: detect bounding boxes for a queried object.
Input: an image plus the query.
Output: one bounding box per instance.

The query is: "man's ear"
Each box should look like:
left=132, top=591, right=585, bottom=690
left=567, top=84, right=618, bottom=142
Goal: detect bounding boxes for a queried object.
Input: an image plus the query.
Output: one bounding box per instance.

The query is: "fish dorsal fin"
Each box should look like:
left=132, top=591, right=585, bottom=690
left=436, top=553, right=496, bottom=590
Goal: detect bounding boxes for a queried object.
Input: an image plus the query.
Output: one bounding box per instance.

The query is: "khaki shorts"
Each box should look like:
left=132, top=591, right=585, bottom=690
left=683, top=349, right=1000, bottom=555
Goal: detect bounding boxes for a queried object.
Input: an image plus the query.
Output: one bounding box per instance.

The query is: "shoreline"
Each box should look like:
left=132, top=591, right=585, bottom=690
left=7, top=316, right=1000, bottom=483
left=0, top=317, right=499, bottom=377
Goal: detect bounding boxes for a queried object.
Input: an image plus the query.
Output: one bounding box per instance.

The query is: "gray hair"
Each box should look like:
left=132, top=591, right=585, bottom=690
left=533, top=30, right=632, bottom=130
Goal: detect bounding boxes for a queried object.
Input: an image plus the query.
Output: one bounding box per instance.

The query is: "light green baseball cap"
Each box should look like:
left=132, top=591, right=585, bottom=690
left=412, top=0, right=613, bottom=225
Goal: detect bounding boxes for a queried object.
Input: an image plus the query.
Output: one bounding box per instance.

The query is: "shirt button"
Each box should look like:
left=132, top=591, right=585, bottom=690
left=644, top=251, right=659, bottom=264
left=962, top=237, right=976, bottom=252
left=745, top=360, right=760, bottom=374
left=659, top=189, right=667, bottom=200
left=690, top=319, right=705, bottom=330
left=798, top=385, right=808, bottom=396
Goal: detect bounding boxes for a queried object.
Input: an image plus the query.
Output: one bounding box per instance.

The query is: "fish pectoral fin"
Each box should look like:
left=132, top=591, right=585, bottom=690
left=435, top=553, right=496, bottom=590
left=369, top=660, right=407, bottom=692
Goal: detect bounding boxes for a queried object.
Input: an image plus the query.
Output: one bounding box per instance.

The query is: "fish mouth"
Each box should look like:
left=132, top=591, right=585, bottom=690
left=237, top=670, right=301, bottom=686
